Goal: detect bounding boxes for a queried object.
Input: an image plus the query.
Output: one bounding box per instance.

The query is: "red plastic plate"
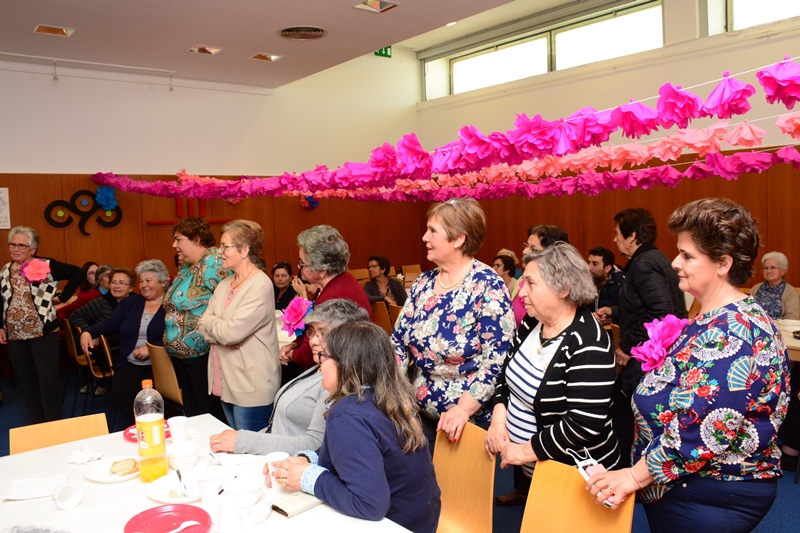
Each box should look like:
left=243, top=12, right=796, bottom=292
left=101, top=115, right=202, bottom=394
left=123, top=421, right=171, bottom=443
left=124, top=504, right=211, bottom=533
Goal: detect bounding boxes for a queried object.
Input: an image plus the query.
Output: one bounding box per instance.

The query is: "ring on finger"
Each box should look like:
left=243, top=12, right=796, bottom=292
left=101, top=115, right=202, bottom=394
left=602, top=499, right=613, bottom=508
left=279, top=478, right=287, bottom=486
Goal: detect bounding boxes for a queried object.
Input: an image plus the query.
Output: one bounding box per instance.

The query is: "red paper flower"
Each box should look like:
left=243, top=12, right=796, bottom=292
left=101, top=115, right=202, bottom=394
left=702, top=71, right=756, bottom=119
left=756, top=55, right=800, bottom=110
left=630, top=314, right=690, bottom=372
left=20, top=258, right=50, bottom=283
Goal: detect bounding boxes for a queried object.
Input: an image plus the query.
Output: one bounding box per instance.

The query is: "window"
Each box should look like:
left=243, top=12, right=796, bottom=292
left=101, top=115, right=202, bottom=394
left=452, top=37, right=548, bottom=95
left=729, top=0, right=800, bottom=30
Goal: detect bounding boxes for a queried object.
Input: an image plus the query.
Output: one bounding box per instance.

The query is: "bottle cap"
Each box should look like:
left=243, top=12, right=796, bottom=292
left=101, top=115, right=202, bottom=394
left=142, top=379, right=153, bottom=388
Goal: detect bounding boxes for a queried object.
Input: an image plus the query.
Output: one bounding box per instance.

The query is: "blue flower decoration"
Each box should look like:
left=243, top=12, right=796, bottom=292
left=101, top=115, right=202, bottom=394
left=95, top=186, right=118, bottom=211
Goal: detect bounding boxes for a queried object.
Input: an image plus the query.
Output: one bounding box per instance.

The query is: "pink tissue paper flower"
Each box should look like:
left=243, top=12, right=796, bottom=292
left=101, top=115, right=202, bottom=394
left=611, top=99, right=660, bottom=139
left=20, top=258, right=50, bottom=283
left=702, top=71, right=756, bottom=119
left=281, top=298, right=313, bottom=336
left=657, top=83, right=705, bottom=129
left=776, top=112, right=800, bottom=139
left=725, top=121, right=768, bottom=147
left=756, top=55, right=800, bottom=110
left=630, top=314, right=690, bottom=372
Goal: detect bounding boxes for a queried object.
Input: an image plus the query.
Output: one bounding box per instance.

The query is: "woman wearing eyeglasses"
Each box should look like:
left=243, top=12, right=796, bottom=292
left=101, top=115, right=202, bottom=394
left=749, top=251, right=800, bottom=320
left=279, top=225, right=372, bottom=379
left=363, top=255, right=406, bottom=308
left=0, top=226, right=84, bottom=423
left=198, top=219, right=280, bottom=431
left=271, top=262, right=296, bottom=312
left=209, top=299, right=369, bottom=455
left=164, top=217, right=227, bottom=419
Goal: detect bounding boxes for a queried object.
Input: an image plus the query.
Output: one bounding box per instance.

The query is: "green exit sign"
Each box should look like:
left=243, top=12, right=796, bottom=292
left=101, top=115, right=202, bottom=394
left=374, top=46, right=392, bottom=58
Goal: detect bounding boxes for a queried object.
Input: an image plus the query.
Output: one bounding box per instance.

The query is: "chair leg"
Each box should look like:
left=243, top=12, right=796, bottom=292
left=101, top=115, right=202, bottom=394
left=70, top=368, right=81, bottom=417
left=794, top=456, right=800, bottom=484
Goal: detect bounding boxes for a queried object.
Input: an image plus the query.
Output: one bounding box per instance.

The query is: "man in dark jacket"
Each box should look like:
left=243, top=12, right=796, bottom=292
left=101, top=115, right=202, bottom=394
left=596, top=208, right=686, bottom=467
left=587, top=246, right=625, bottom=317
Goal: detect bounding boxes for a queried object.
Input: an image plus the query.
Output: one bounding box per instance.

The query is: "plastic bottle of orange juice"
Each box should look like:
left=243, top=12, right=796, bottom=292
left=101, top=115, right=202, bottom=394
left=134, top=379, right=168, bottom=483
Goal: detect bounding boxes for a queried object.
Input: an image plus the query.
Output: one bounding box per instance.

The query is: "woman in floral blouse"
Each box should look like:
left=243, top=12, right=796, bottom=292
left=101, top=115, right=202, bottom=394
left=586, top=198, right=789, bottom=533
left=391, top=198, right=515, bottom=452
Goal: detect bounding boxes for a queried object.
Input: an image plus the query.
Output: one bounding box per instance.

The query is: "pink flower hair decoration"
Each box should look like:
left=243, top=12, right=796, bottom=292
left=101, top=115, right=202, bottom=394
left=281, top=297, right=314, bottom=337
left=630, top=314, right=690, bottom=372
left=20, top=258, right=50, bottom=283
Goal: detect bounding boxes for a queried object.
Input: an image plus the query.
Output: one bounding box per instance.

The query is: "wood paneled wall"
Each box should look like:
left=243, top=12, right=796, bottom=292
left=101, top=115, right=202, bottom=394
left=0, top=160, right=797, bottom=286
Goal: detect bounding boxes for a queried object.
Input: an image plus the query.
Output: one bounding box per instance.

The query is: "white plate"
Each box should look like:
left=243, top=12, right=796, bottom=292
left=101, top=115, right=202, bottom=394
left=241, top=488, right=273, bottom=528
left=84, top=456, right=140, bottom=483
left=146, top=471, right=201, bottom=504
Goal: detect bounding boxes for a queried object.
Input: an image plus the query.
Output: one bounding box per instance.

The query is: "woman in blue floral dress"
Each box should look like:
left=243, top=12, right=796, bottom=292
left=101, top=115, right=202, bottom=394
left=586, top=198, right=790, bottom=533
left=391, top=198, right=515, bottom=451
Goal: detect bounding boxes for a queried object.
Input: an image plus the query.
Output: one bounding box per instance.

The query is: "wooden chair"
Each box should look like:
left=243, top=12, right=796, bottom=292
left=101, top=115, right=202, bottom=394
left=388, top=266, right=396, bottom=277
left=609, top=324, right=622, bottom=349
left=687, top=297, right=702, bottom=319
left=146, top=342, right=184, bottom=415
left=387, top=303, right=403, bottom=327
left=402, top=264, right=421, bottom=276
left=520, top=459, right=634, bottom=533
left=348, top=268, right=369, bottom=281
left=9, top=412, right=109, bottom=455
left=432, top=423, right=494, bottom=533
left=62, top=320, right=92, bottom=417
left=372, top=301, right=393, bottom=335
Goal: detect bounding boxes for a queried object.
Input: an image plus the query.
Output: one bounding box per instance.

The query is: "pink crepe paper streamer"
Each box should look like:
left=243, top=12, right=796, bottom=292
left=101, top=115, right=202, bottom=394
left=702, top=71, right=756, bottom=119
left=756, top=55, right=800, bottom=110
left=776, top=112, right=800, bottom=139
left=657, top=83, right=705, bottom=129
left=611, top=99, right=660, bottom=139
left=725, top=121, right=768, bottom=148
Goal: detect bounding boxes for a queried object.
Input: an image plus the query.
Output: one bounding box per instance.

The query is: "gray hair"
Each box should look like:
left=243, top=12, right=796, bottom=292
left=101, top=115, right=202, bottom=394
left=297, top=225, right=350, bottom=275
left=524, top=242, right=597, bottom=306
left=135, top=259, right=170, bottom=284
left=8, top=226, right=39, bottom=250
left=305, top=298, right=369, bottom=330
left=95, top=264, right=114, bottom=282
left=762, top=251, right=788, bottom=272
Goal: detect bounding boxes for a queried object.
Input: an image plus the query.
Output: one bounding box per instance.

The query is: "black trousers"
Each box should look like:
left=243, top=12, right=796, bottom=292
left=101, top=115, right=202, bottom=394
left=8, top=333, right=62, bottom=423
left=170, top=354, right=224, bottom=421
left=113, top=363, right=153, bottom=428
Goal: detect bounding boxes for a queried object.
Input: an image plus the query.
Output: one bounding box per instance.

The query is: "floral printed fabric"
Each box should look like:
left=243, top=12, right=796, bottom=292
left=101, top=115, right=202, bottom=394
left=391, top=260, right=515, bottom=423
left=632, top=297, right=790, bottom=504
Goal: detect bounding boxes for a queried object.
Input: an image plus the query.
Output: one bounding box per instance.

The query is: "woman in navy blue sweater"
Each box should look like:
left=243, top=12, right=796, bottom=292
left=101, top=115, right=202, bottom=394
left=269, top=322, right=441, bottom=533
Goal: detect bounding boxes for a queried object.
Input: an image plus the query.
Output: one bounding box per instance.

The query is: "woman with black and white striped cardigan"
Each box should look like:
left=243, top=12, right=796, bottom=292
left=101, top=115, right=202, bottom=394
left=486, top=243, right=620, bottom=506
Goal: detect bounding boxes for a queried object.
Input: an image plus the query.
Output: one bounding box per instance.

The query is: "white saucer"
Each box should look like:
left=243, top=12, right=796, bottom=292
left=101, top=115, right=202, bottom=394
left=146, top=471, right=201, bottom=504
left=84, top=456, right=139, bottom=483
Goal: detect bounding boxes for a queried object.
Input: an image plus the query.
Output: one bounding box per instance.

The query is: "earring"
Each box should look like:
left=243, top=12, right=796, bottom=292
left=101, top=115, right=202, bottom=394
left=454, top=244, right=459, bottom=249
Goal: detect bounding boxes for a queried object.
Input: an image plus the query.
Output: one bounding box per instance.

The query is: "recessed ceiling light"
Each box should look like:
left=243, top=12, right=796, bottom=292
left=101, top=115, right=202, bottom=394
left=250, top=53, right=283, bottom=62
left=34, top=24, right=75, bottom=37
left=353, top=1, right=399, bottom=14
left=279, top=27, right=327, bottom=41
left=187, top=45, right=222, bottom=55
left=446, top=22, right=457, bottom=27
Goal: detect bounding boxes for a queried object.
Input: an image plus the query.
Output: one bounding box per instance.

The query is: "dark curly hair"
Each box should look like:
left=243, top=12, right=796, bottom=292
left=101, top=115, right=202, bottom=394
left=667, top=198, right=760, bottom=286
left=614, top=208, right=657, bottom=245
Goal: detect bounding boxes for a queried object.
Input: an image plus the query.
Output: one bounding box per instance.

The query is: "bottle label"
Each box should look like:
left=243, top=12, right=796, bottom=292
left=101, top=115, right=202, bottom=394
left=136, top=412, right=165, bottom=457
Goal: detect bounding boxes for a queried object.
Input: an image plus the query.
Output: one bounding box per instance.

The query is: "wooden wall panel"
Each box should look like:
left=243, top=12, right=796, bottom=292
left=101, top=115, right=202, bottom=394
left=766, top=164, right=800, bottom=286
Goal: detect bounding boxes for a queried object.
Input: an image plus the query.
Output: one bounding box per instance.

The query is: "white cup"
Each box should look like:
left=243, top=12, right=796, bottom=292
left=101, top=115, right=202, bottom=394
left=52, top=483, right=82, bottom=510
left=168, top=415, right=188, bottom=443
left=195, top=467, right=222, bottom=523
left=218, top=494, right=243, bottom=531
left=264, top=451, right=289, bottom=481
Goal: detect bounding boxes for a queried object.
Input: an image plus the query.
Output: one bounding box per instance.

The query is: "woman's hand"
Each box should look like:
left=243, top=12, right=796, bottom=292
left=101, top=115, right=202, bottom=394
left=0, top=328, right=7, bottom=344
left=485, top=405, right=510, bottom=459
left=279, top=343, right=296, bottom=365
left=210, top=429, right=237, bottom=453
left=133, top=346, right=150, bottom=360
left=270, top=456, right=311, bottom=491
left=385, top=293, right=396, bottom=306
left=437, top=404, right=471, bottom=443
left=499, top=441, right=538, bottom=468
left=291, top=277, right=307, bottom=300
left=615, top=347, right=630, bottom=367
left=586, top=468, right=638, bottom=510
left=79, top=331, right=94, bottom=355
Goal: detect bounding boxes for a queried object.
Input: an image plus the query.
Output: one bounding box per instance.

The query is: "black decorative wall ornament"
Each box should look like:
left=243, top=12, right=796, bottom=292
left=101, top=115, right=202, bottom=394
left=45, top=189, right=123, bottom=236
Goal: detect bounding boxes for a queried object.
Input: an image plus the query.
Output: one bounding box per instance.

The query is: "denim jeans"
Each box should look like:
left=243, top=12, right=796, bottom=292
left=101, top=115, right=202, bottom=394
left=220, top=400, right=273, bottom=432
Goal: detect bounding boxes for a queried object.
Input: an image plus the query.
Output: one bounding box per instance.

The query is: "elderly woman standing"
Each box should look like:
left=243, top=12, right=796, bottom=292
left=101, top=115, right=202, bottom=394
left=80, top=260, right=169, bottom=427
left=364, top=255, right=407, bottom=308
left=487, top=243, right=619, bottom=506
left=198, top=219, right=280, bottom=432
left=392, top=198, right=515, bottom=450
left=209, top=299, right=369, bottom=455
left=164, top=217, right=227, bottom=418
left=279, top=225, right=372, bottom=378
left=587, top=198, right=789, bottom=533
left=750, top=251, right=800, bottom=320
left=0, top=226, right=83, bottom=422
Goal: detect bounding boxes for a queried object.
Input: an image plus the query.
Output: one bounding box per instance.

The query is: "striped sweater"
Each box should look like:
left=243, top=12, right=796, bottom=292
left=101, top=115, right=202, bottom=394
left=494, top=306, right=620, bottom=469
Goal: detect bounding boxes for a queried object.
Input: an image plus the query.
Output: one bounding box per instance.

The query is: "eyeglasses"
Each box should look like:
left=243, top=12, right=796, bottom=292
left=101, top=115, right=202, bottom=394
left=298, top=261, right=311, bottom=271
left=110, top=281, right=130, bottom=286
left=218, top=243, right=238, bottom=253
left=318, top=352, right=335, bottom=363
left=492, top=263, right=504, bottom=269
left=763, top=266, right=781, bottom=271
left=522, top=243, right=532, bottom=250
left=8, top=243, right=29, bottom=250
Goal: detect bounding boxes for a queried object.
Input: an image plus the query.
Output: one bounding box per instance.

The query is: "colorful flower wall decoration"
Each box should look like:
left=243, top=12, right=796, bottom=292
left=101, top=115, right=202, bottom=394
left=45, top=188, right=123, bottom=235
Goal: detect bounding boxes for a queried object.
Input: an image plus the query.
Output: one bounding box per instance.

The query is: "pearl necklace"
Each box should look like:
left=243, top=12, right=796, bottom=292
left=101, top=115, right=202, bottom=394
left=436, top=264, right=471, bottom=290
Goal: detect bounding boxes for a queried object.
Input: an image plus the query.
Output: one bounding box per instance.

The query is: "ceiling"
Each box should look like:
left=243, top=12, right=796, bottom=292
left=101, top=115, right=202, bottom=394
left=0, top=0, right=619, bottom=90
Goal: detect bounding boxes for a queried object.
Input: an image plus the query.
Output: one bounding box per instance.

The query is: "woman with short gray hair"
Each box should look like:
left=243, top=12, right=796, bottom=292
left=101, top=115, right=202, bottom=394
left=209, top=299, right=369, bottom=455
left=486, top=242, right=619, bottom=506
left=280, top=225, right=372, bottom=376
left=750, top=251, right=799, bottom=320
left=80, top=259, right=169, bottom=427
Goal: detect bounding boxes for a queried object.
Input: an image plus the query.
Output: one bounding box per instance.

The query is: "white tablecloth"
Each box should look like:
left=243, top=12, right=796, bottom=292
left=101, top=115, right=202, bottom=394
left=775, top=319, right=800, bottom=362
left=0, top=414, right=409, bottom=532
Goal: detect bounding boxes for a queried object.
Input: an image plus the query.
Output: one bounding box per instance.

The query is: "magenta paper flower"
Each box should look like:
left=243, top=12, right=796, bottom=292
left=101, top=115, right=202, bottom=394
left=704, top=153, right=741, bottom=180
left=657, top=83, right=705, bottom=129
left=774, top=145, right=800, bottom=168
left=568, top=107, right=615, bottom=148
left=368, top=142, right=402, bottom=185
left=20, top=258, right=50, bottom=283
left=725, top=121, right=767, bottom=147
left=508, top=113, right=556, bottom=159
left=281, top=298, right=313, bottom=337
left=458, top=125, right=500, bottom=170
left=397, top=133, right=432, bottom=180
left=776, top=112, right=800, bottom=138
left=731, top=151, right=773, bottom=174
left=550, top=118, right=580, bottom=156
left=756, top=55, right=800, bottom=110
left=631, top=314, right=689, bottom=372
left=611, top=99, right=660, bottom=139
left=702, top=71, right=756, bottom=119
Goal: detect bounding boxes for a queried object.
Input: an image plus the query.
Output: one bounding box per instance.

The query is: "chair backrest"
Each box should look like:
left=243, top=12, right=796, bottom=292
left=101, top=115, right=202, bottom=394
left=146, top=342, right=183, bottom=407
left=348, top=268, right=369, bottom=281
left=687, top=297, right=702, bottom=319
left=520, top=459, right=634, bottom=533
left=387, top=303, right=403, bottom=328
left=402, top=264, right=421, bottom=275
left=372, top=301, right=393, bottom=335
left=388, top=266, right=396, bottom=277
left=609, top=324, right=622, bottom=349
left=86, top=335, right=115, bottom=380
left=62, top=319, right=89, bottom=367
left=432, top=423, right=494, bottom=533
left=9, top=413, right=109, bottom=454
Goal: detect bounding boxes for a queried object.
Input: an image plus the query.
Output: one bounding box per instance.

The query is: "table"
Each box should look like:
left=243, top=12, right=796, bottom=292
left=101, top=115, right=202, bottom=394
left=775, top=320, right=800, bottom=362
left=0, top=414, right=409, bottom=532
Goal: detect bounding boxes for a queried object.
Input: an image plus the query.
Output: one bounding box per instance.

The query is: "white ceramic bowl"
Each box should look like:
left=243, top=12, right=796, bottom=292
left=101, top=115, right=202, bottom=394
left=166, top=440, right=200, bottom=470
left=222, top=473, right=263, bottom=508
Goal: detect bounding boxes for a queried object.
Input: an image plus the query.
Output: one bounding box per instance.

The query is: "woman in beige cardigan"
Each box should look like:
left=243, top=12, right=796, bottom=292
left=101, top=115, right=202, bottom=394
left=750, top=251, right=800, bottom=320
left=198, top=219, right=280, bottom=431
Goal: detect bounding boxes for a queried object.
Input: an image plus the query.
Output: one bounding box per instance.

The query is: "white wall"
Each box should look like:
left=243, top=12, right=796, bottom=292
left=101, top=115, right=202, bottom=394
left=0, top=15, right=798, bottom=177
